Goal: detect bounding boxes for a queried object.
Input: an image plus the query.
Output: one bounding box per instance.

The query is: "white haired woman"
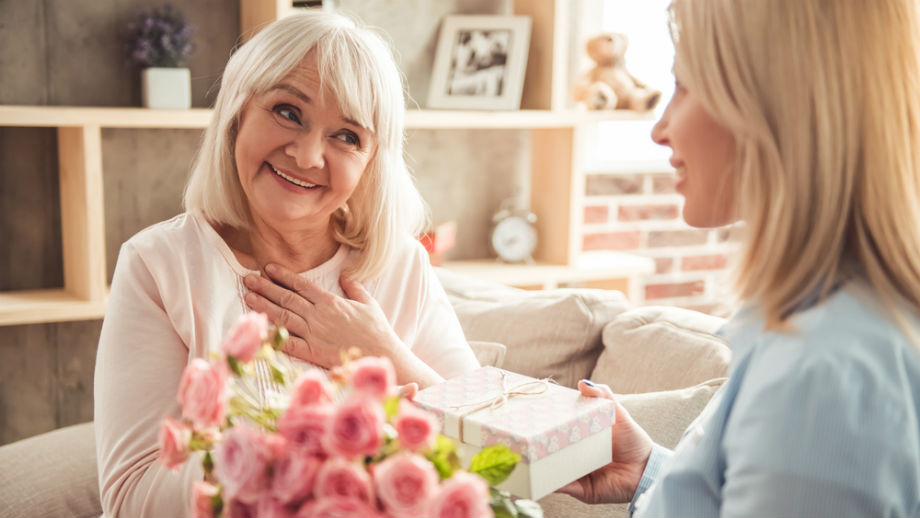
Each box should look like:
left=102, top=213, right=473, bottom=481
left=94, top=10, right=479, bottom=516
left=563, top=1, right=920, bottom=516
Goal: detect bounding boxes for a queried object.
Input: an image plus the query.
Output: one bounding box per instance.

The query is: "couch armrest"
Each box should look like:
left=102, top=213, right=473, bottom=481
left=0, top=422, right=100, bottom=518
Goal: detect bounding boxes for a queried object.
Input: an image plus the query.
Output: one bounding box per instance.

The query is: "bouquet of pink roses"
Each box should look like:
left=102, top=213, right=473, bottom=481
left=158, top=312, right=543, bottom=518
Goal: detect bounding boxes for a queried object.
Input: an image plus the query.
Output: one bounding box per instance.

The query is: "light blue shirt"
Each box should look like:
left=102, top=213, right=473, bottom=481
left=632, top=281, right=920, bottom=517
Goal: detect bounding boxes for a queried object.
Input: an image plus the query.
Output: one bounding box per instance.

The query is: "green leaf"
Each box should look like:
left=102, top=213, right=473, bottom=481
left=383, top=395, right=401, bottom=420
left=489, top=488, right=544, bottom=518
left=270, top=364, right=286, bottom=385
left=211, top=489, right=223, bottom=516
left=428, top=434, right=461, bottom=479
left=469, top=444, right=520, bottom=486
left=226, top=355, right=244, bottom=377
left=489, top=488, right=519, bottom=518
left=513, top=499, right=544, bottom=518
left=272, top=327, right=289, bottom=350
left=201, top=450, right=214, bottom=475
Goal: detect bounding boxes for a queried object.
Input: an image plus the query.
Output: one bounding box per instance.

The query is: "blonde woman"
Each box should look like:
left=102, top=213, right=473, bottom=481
left=564, top=1, right=920, bottom=516
left=94, top=11, right=478, bottom=517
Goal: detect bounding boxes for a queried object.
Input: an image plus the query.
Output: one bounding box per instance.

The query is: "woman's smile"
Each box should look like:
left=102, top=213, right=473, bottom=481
left=266, top=161, right=321, bottom=190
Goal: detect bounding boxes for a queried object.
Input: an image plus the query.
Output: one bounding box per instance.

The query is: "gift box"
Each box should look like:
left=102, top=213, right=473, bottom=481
left=414, top=366, right=614, bottom=500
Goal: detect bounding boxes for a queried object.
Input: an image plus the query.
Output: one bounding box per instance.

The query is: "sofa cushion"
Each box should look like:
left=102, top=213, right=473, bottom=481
left=436, top=268, right=630, bottom=388
left=591, top=306, right=730, bottom=393
left=619, top=377, right=726, bottom=449
left=0, top=421, right=100, bottom=518
left=468, top=340, right=507, bottom=368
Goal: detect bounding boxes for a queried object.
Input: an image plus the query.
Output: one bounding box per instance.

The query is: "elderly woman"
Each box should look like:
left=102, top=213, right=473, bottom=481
left=94, top=10, right=479, bottom=517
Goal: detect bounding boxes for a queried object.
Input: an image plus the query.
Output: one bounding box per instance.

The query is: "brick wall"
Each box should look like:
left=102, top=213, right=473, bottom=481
left=582, top=169, right=738, bottom=317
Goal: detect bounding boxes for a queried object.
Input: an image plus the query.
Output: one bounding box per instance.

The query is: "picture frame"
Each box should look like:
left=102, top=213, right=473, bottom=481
left=427, top=15, right=532, bottom=111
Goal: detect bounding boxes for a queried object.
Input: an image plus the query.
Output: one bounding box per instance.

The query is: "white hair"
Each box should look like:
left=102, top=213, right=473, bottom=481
left=184, top=10, right=427, bottom=280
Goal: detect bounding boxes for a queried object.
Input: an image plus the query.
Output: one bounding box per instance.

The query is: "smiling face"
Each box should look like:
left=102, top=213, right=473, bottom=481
left=233, top=54, right=376, bottom=235
left=651, top=71, right=737, bottom=228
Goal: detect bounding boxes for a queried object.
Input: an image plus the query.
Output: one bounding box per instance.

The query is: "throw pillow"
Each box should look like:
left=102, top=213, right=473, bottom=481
left=618, top=377, right=726, bottom=449
left=436, top=268, right=631, bottom=388
left=468, top=340, right=507, bottom=368
left=591, top=306, right=730, bottom=394
left=0, top=421, right=101, bottom=518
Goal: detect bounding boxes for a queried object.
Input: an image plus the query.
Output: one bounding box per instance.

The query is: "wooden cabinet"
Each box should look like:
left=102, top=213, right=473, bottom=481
left=0, top=0, right=653, bottom=326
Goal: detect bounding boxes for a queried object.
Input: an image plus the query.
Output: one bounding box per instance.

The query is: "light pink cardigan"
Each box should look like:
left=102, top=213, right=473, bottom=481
left=94, top=211, right=478, bottom=517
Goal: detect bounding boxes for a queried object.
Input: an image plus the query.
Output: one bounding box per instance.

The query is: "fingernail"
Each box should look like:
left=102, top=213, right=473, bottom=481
left=243, top=275, right=257, bottom=287
left=581, top=379, right=595, bottom=387
left=265, top=264, right=277, bottom=274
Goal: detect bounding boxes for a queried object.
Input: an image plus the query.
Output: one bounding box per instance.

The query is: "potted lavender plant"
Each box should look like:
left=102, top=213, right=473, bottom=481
left=124, top=4, right=196, bottom=109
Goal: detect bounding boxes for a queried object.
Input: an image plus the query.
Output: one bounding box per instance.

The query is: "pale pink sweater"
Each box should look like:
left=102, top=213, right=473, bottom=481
left=94, top=211, right=478, bottom=517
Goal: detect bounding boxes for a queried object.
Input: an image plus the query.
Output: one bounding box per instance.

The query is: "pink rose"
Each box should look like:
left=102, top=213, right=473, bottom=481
left=225, top=497, right=257, bottom=518
left=373, top=453, right=439, bottom=517
left=324, top=396, right=385, bottom=459
left=157, top=417, right=191, bottom=470
left=213, top=422, right=275, bottom=502
left=221, top=312, right=269, bottom=363
left=177, top=358, right=229, bottom=429
left=297, top=497, right=382, bottom=518
left=290, top=369, right=334, bottom=408
left=272, top=450, right=323, bottom=505
left=278, top=402, right=334, bottom=455
left=257, top=495, right=297, bottom=518
left=313, top=457, right=375, bottom=505
left=349, top=356, right=395, bottom=400
left=393, top=401, right=439, bottom=452
left=430, top=472, right=494, bottom=518
left=190, top=481, right=219, bottom=518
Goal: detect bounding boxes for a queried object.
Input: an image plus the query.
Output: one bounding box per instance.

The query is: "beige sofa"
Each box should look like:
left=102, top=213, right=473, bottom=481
left=0, top=269, right=731, bottom=518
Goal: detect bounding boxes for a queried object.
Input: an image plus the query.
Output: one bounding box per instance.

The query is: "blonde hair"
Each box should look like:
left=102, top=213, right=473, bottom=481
left=184, top=10, right=427, bottom=281
left=668, top=0, right=920, bottom=330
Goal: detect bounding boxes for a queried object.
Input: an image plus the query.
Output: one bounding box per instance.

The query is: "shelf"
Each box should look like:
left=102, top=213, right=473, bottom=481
left=405, top=109, right=652, bottom=129
left=0, top=105, right=652, bottom=130
left=444, top=252, right=654, bottom=291
left=0, top=289, right=106, bottom=326
left=0, top=103, right=655, bottom=326
left=0, top=105, right=213, bottom=128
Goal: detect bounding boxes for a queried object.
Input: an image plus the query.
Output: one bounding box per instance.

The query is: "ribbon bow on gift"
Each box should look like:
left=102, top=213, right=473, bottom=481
left=449, top=371, right=555, bottom=442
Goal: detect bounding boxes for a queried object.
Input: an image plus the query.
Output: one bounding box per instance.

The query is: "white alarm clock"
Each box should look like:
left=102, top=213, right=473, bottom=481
left=490, top=208, right=538, bottom=263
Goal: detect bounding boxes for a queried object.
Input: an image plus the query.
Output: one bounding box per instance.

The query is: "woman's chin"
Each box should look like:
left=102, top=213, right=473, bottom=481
left=252, top=205, right=328, bottom=230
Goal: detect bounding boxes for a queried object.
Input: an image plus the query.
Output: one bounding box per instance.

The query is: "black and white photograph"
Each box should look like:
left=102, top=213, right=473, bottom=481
left=428, top=15, right=531, bottom=110
left=446, top=29, right=511, bottom=97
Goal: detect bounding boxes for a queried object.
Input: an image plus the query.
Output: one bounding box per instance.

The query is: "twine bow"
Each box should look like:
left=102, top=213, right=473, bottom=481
left=449, top=371, right=554, bottom=442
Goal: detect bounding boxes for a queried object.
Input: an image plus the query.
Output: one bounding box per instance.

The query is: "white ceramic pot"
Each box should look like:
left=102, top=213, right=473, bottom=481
left=141, top=67, right=191, bottom=109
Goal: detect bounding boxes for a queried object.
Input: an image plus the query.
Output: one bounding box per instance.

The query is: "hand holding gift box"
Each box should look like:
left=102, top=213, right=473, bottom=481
left=414, top=366, right=615, bottom=500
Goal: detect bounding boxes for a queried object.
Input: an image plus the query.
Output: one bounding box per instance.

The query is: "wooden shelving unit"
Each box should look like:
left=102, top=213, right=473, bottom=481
left=444, top=251, right=654, bottom=297
left=0, top=0, right=656, bottom=326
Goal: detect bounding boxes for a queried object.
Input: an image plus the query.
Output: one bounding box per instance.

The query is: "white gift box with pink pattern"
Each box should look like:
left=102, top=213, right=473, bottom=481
left=414, top=366, right=614, bottom=499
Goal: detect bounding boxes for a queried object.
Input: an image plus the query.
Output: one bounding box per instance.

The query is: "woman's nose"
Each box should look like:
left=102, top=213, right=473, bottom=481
left=285, top=131, right=325, bottom=170
left=651, top=114, right=668, bottom=147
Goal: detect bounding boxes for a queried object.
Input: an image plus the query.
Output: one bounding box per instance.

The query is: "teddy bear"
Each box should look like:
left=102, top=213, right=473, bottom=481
left=572, top=32, right=661, bottom=112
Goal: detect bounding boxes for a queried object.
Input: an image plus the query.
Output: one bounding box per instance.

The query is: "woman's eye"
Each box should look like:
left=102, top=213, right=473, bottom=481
left=274, top=105, right=301, bottom=124
left=335, top=131, right=360, bottom=147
